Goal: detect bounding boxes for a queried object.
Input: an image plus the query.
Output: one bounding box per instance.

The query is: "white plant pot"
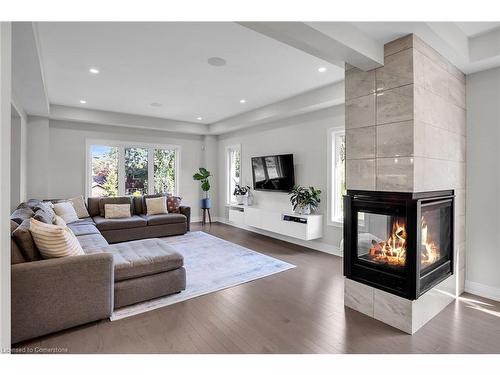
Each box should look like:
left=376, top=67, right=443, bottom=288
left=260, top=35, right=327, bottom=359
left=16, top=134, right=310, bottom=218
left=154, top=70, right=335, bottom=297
left=235, top=195, right=244, bottom=205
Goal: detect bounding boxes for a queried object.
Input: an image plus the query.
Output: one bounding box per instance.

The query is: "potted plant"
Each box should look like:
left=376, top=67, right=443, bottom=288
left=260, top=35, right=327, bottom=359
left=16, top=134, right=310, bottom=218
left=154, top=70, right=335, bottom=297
left=193, top=167, right=212, bottom=209
left=289, top=185, right=321, bottom=215
left=233, top=183, right=251, bottom=205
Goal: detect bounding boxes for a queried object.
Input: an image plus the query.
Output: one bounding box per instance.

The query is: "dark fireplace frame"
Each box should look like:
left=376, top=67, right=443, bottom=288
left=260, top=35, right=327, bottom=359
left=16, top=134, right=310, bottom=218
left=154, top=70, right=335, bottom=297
left=343, top=190, right=454, bottom=300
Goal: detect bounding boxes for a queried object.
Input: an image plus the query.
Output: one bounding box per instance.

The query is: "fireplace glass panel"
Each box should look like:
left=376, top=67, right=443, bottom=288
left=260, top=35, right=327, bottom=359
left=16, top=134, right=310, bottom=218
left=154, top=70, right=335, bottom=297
left=420, top=201, right=452, bottom=273
left=357, top=212, right=407, bottom=269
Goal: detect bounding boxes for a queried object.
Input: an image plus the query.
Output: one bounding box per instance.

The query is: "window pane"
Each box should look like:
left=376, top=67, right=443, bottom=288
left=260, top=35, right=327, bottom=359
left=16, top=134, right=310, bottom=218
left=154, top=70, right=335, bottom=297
left=228, top=148, right=241, bottom=203
left=91, top=145, right=118, bottom=197
left=154, top=149, right=176, bottom=195
left=125, top=147, right=148, bottom=196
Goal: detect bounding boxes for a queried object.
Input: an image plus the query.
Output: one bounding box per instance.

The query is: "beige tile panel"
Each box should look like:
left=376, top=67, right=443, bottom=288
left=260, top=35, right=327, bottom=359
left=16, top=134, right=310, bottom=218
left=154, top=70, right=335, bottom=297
left=346, top=159, right=376, bottom=190
left=413, top=35, right=448, bottom=71
left=416, top=158, right=465, bottom=191
left=415, top=123, right=465, bottom=161
left=373, top=289, right=412, bottom=334
left=384, top=34, right=413, bottom=57
left=376, top=121, right=414, bottom=158
left=376, top=84, right=414, bottom=125
left=376, top=157, right=414, bottom=192
left=447, top=62, right=466, bottom=84
left=455, top=214, right=466, bottom=245
left=414, top=48, right=449, bottom=99
left=376, top=48, right=413, bottom=92
left=346, top=94, right=376, bottom=129
left=448, top=73, right=466, bottom=109
left=454, top=188, right=466, bottom=216
left=414, top=85, right=449, bottom=131
left=346, top=67, right=376, bottom=100
left=346, top=126, right=376, bottom=160
left=344, top=278, right=374, bottom=317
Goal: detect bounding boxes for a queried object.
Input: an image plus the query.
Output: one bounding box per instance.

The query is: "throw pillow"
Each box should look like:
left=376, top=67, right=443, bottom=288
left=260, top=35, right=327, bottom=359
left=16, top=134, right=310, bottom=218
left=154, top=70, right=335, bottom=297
left=68, top=196, right=90, bottom=218
left=104, top=204, right=132, bottom=219
left=12, top=219, right=42, bottom=261
left=145, top=196, right=168, bottom=216
left=29, top=218, right=84, bottom=259
left=53, top=215, right=67, bottom=226
left=98, top=197, right=133, bottom=217
left=10, top=205, right=34, bottom=224
left=32, top=202, right=55, bottom=223
left=53, top=202, right=79, bottom=224
left=33, top=209, right=54, bottom=224
left=167, top=196, right=182, bottom=213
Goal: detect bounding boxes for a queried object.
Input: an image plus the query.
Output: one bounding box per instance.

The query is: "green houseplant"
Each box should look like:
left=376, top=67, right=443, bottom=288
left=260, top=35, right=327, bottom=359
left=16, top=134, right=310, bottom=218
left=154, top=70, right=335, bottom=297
left=233, top=183, right=251, bottom=205
left=289, top=185, right=321, bottom=215
left=193, top=167, right=212, bottom=209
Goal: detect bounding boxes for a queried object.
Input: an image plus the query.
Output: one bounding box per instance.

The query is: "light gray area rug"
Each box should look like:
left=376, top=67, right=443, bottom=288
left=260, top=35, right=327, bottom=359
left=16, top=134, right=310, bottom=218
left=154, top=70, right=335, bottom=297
left=111, top=231, right=295, bottom=320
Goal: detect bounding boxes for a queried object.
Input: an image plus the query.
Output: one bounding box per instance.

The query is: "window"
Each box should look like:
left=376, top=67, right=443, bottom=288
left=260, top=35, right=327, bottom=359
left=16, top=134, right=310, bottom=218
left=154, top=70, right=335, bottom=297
left=90, top=145, right=118, bottom=197
left=87, top=140, right=179, bottom=198
left=226, top=145, right=241, bottom=204
left=328, top=128, right=346, bottom=224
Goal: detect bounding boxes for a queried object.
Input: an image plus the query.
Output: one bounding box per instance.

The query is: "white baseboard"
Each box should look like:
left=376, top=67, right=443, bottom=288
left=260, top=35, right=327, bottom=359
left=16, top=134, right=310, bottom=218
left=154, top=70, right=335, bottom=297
left=465, top=280, right=500, bottom=302
left=214, top=216, right=343, bottom=257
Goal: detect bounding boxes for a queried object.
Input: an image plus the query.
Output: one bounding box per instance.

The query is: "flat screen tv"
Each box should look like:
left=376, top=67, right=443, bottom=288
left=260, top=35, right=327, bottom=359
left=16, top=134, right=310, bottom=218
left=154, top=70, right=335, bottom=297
left=251, top=154, right=295, bottom=192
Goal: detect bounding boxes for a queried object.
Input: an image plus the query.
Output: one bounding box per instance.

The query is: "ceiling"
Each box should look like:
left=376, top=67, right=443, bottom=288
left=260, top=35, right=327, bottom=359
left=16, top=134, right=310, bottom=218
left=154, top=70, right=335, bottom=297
left=35, top=22, right=344, bottom=124
left=455, top=22, right=500, bottom=37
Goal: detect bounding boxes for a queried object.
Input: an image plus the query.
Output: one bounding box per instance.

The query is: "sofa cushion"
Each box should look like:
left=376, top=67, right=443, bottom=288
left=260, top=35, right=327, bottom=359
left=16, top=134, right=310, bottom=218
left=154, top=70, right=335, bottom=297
left=70, top=217, right=97, bottom=226
left=11, top=205, right=34, bottom=224
left=93, top=215, right=147, bottom=231
left=98, top=196, right=133, bottom=217
left=106, top=238, right=184, bottom=281
left=10, top=221, right=26, bottom=264
left=140, top=213, right=187, bottom=226
left=78, top=234, right=109, bottom=251
left=67, top=223, right=101, bottom=236
left=87, top=197, right=100, bottom=217
left=68, top=196, right=90, bottom=218
left=12, top=219, right=42, bottom=261
left=53, top=201, right=79, bottom=224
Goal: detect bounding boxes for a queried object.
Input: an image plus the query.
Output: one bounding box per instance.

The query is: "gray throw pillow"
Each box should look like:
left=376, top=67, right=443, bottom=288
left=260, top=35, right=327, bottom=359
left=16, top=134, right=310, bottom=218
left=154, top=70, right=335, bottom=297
left=10, top=206, right=34, bottom=225
left=12, top=219, right=42, bottom=261
left=10, top=221, right=26, bottom=264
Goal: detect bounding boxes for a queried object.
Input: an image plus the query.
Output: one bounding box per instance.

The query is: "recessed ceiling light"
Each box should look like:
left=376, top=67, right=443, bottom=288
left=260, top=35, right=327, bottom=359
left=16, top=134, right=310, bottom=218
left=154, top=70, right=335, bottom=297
left=318, top=67, right=327, bottom=73
left=196, top=117, right=203, bottom=121
left=150, top=102, right=162, bottom=107
left=89, top=68, right=99, bottom=74
left=207, top=57, right=227, bottom=67
left=239, top=99, right=246, bottom=104
left=79, top=100, right=87, bottom=104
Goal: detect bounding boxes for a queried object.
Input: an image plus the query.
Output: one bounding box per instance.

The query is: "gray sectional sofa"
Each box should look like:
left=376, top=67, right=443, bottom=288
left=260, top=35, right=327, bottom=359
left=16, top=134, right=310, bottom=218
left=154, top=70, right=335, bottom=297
left=10, top=196, right=190, bottom=344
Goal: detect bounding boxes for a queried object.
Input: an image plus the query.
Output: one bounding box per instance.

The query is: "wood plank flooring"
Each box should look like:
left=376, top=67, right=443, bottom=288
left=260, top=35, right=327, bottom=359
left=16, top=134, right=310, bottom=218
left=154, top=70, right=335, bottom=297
left=13, top=222, right=500, bottom=353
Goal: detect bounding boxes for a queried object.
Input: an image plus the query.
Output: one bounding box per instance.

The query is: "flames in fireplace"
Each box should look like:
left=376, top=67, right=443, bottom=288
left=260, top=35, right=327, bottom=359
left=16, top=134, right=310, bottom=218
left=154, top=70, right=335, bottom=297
left=368, top=218, right=440, bottom=267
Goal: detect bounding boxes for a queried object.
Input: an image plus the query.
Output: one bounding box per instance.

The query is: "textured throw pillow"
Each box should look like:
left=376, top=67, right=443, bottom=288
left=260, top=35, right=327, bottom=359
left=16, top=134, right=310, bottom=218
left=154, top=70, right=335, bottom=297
left=145, top=196, right=168, bottom=216
left=32, top=202, right=55, bottom=223
left=29, top=218, right=84, bottom=259
left=99, top=197, right=133, bottom=217
left=10, top=204, right=34, bottom=224
left=12, top=219, right=42, bottom=261
left=104, top=204, right=132, bottom=219
left=68, top=196, right=90, bottom=218
left=53, top=202, right=79, bottom=224
left=167, top=196, right=182, bottom=213
left=53, top=215, right=67, bottom=226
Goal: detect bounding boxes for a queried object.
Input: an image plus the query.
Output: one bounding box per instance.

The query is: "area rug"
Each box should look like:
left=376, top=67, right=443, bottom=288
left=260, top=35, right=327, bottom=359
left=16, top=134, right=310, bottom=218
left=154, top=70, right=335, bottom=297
left=111, top=231, right=296, bottom=320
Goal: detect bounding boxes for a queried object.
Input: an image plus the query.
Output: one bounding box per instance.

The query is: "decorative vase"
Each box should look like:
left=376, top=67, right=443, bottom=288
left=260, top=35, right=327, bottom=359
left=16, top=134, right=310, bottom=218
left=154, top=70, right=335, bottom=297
left=300, top=205, right=311, bottom=215
left=235, top=195, right=244, bottom=205
left=244, top=193, right=253, bottom=206
left=201, top=197, right=212, bottom=209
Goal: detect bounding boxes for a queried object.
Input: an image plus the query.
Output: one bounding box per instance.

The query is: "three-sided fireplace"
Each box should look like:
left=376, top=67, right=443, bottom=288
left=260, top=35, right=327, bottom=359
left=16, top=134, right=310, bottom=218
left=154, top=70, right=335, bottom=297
left=343, top=190, right=454, bottom=300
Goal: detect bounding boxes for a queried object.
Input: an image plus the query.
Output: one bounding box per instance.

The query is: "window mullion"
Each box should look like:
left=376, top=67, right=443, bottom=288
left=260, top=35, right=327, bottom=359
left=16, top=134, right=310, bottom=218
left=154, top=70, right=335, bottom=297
left=148, top=148, right=154, bottom=195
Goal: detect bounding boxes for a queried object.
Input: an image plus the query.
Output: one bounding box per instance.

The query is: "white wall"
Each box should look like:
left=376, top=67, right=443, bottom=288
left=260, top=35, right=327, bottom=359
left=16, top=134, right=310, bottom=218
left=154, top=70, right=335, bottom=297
left=217, top=105, right=345, bottom=254
left=33, top=120, right=207, bottom=220
left=26, top=116, right=49, bottom=199
left=0, top=21, right=12, bottom=351
left=465, top=66, right=500, bottom=301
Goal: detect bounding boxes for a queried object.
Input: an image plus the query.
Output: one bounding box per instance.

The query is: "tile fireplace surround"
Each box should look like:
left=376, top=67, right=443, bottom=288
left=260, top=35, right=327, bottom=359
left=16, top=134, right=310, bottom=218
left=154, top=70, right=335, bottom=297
left=344, top=34, right=466, bottom=334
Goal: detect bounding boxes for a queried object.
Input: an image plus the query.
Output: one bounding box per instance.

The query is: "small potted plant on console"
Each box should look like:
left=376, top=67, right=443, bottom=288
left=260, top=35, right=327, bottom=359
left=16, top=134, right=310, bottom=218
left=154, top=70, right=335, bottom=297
left=233, top=183, right=251, bottom=205
left=289, top=185, right=321, bottom=215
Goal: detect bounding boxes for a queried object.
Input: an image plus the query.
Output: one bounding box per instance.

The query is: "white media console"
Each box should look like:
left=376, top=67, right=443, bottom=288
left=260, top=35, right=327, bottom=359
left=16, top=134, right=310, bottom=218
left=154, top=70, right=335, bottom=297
left=228, top=205, right=323, bottom=241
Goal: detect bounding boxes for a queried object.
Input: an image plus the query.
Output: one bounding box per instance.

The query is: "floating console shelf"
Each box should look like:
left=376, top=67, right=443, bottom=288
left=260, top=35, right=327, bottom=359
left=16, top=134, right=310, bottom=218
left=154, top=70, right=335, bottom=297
left=228, top=205, right=323, bottom=241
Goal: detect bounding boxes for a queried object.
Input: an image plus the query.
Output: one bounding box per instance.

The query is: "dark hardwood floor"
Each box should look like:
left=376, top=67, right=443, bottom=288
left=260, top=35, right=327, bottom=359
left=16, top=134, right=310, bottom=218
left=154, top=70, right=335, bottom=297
left=13, top=222, right=500, bottom=353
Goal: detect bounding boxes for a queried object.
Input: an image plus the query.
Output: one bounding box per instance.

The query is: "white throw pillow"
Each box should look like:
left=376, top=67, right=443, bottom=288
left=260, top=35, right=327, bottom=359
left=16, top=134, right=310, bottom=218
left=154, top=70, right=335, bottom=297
left=145, top=196, right=168, bottom=216
left=29, top=218, right=84, bottom=259
left=53, top=201, right=79, bottom=224
left=53, top=215, right=67, bottom=227
left=104, top=204, right=132, bottom=219
left=68, top=196, right=90, bottom=218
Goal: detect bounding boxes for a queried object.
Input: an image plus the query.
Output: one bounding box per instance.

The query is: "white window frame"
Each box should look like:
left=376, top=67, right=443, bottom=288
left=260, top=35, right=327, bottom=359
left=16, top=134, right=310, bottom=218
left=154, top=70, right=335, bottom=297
left=225, top=144, right=241, bottom=205
left=85, top=139, right=181, bottom=198
left=327, top=127, right=345, bottom=226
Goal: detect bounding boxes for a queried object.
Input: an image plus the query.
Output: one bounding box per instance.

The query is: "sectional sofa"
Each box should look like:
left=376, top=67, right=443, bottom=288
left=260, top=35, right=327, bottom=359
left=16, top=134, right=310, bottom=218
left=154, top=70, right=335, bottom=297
left=10, top=195, right=191, bottom=344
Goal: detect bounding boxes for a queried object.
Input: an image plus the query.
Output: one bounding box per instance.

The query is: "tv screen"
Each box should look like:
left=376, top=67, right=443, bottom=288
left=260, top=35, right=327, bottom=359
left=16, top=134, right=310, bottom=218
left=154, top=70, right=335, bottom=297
left=251, top=154, right=295, bottom=192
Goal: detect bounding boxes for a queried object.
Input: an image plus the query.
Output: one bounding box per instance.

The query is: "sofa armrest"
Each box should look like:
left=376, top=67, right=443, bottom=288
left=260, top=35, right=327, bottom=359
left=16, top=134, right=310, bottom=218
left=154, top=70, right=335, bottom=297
left=11, top=253, right=114, bottom=344
left=179, top=206, right=191, bottom=231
